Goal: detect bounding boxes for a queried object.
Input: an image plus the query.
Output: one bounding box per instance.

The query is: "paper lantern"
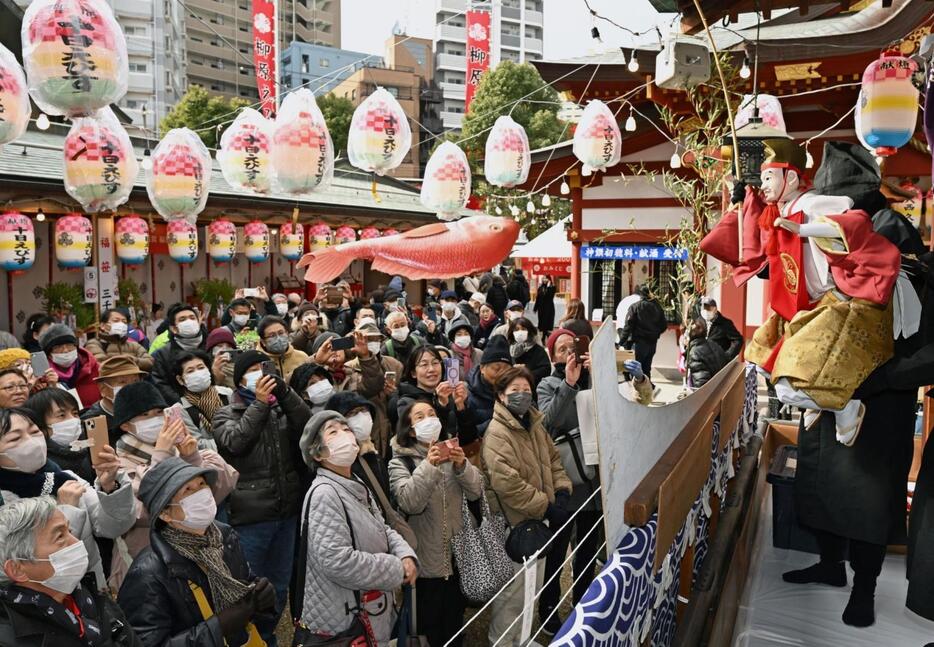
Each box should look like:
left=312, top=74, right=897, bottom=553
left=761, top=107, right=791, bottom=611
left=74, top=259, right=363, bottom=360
left=734, top=94, right=786, bottom=134
left=114, top=215, right=149, bottom=265
left=0, top=212, right=35, bottom=272
left=167, top=220, right=198, bottom=264
left=347, top=87, right=412, bottom=175
left=0, top=44, right=29, bottom=147
left=572, top=100, right=622, bottom=172
left=279, top=222, right=304, bottom=261
left=218, top=108, right=273, bottom=193
left=381, top=228, right=400, bottom=237
left=334, top=225, right=356, bottom=244
left=421, top=142, right=471, bottom=221
left=207, top=219, right=237, bottom=263
left=484, top=116, right=530, bottom=188
left=63, top=108, right=138, bottom=213
left=272, top=89, right=334, bottom=195
left=54, top=213, right=92, bottom=268
left=21, top=0, right=128, bottom=117
left=243, top=220, right=270, bottom=263
left=892, top=182, right=923, bottom=228
left=859, top=53, right=919, bottom=157
left=147, top=128, right=211, bottom=222
left=309, top=222, right=333, bottom=250
left=359, top=226, right=380, bottom=240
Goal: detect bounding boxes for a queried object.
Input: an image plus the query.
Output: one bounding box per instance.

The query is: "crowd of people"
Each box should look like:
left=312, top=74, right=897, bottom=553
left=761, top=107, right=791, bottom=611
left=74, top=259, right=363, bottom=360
left=0, top=269, right=658, bottom=647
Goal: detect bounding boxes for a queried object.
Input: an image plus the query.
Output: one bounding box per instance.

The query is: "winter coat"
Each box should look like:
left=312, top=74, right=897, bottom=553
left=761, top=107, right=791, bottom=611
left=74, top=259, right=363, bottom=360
left=322, top=306, right=355, bottom=336
left=85, top=336, right=154, bottom=371
left=178, top=387, right=232, bottom=450
left=0, top=578, right=141, bottom=647
left=150, top=333, right=206, bottom=405
left=486, top=280, right=510, bottom=319
left=341, top=354, right=404, bottom=457
left=117, top=523, right=267, bottom=647
left=466, top=365, right=497, bottom=436
left=437, top=311, right=472, bottom=341
left=388, top=382, right=480, bottom=450
left=481, top=401, right=572, bottom=527
left=381, top=335, right=424, bottom=368
left=687, top=338, right=729, bottom=388
left=256, top=343, right=309, bottom=383
left=513, top=343, right=551, bottom=389
left=533, top=283, right=556, bottom=333
left=291, top=328, right=323, bottom=356
left=212, top=389, right=311, bottom=526
left=56, top=347, right=101, bottom=408
left=620, top=299, right=668, bottom=346
left=706, top=313, right=744, bottom=359
left=45, top=438, right=95, bottom=483
left=388, top=439, right=483, bottom=578
left=507, top=275, right=530, bottom=305
left=299, top=469, right=416, bottom=643
left=458, top=302, right=480, bottom=328
left=462, top=276, right=481, bottom=295
left=352, top=443, right=391, bottom=505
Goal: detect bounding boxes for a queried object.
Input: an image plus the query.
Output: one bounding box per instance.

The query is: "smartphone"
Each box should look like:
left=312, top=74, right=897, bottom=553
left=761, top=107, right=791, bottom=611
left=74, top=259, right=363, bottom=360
left=224, top=348, right=243, bottom=361
left=324, top=286, right=343, bottom=307
left=445, top=437, right=460, bottom=451
left=30, top=351, right=50, bottom=375
left=443, top=357, right=460, bottom=385
left=331, top=336, right=355, bottom=351
left=243, top=287, right=259, bottom=298
left=573, top=336, right=590, bottom=362
left=261, top=360, right=279, bottom=377
left=163, top=404, right=183, bottom=424
left=436, top=440, right=452, bottom=461
left=384, top=371, right=397, bottom=383
left=83, top=416, right=110, bottom=466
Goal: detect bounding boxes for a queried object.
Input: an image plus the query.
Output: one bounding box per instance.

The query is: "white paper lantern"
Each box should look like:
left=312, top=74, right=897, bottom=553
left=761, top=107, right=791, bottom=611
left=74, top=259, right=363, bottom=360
left=147, top=128, right=212, bottom=222
left=421, top=141, right=471, bottom=221
left=115, top=215, right=149, bottom=265
left=347, top=87, right=412, bottom=175
left=0, top=212, right=35, bottom=272
left=218, top=108, right=273, bottom=193
left=484, top=116, right=530, bottom=188
left=279, top=223, right=304, bottom=261
left=167, top=220, right=198, bottom=264
left=272, top=89, right=334, bottom=194
left=572, top=100, right=622, bottom=172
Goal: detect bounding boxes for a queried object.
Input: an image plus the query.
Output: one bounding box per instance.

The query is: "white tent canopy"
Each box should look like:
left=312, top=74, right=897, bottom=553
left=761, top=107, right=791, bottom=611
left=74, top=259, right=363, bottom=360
left=511, top=217, right=571, bottom=259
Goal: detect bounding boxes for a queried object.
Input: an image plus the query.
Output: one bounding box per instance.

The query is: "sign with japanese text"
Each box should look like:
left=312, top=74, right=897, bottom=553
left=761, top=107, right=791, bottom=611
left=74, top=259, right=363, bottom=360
left=83, top=266, right=97, bottom=303
left=252, top=0, right=278, bottom=118
left=465, top=9, right=491, bottom=110
left=149, top=222, right=169, bottom=255
left=528, top=257, right=572, bottom=276
left=96, top=217, right=115, bottom=311
left=580, top=245, right=689, bottom=261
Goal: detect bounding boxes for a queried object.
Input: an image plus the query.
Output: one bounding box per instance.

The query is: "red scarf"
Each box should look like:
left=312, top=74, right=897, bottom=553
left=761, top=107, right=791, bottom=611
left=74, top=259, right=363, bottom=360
left=452, top=343, right=474, bottom=374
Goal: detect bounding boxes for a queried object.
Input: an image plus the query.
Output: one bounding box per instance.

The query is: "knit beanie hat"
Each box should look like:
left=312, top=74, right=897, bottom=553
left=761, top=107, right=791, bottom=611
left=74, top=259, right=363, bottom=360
left=113, top=381, right=168, bottom=428
left=325, top=390, right=376, bottom=419
left=38, top=323, right=77, bottom=352
left=205, top=327, right=236, bottom=352
left=545, top=328, right=576, bottom=358
left=480, top=335, right=512, bottom=365
left=233, top=350, right=269, bottom=387
left=447, top=321, right=474, bottom=342
left=0, top=348, right=30, bottom=371
left=310, top=331, right=340, bottom=356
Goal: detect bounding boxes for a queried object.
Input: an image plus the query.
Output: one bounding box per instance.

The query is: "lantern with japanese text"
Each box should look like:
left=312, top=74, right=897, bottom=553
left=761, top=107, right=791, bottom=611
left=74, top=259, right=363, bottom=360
left=335, top=225, right=356, bottom=245
left=114, top=215, right=149, bottom=265
left=218, top=108, right=273, bottom=193
left=207, top=219, right=237, bottom=263
left=892, top=182, right=923, bottom=228
left=54, top=213, right=92, bottom=269
left=421, top=142, right=471, bottom=221
left=347, top=87, right=411, bottom=176
left=572, top=100, right=622, bottom=173
left=0, top=45, right=29, bottom=147
left=359, top=226, right=380, bottom=241
left=0, top=212, right=35, bottom=272
left=381, top=228, right=399, bottom=237
left=858, top=53, right=919, bottom=157
left=484, top=116, right=530, bottom=188
left=272, top=89, right=334, bottom=195
left=147, top=128, right=211, bottom=222
left=279, top=222, right=304, bottom=261
left=63, top=108, right=138, bottom=212
left=243, top=221, right=270, bottom=263
left=21, top=0, right=128, bottom=117
left=309, top=223, right=332, bottom=251
left=167, top=220, right=198, bottom=264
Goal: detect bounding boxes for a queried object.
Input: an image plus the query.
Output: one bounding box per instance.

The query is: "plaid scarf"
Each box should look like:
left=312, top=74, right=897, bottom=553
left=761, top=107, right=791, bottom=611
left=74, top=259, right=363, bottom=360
left=161, top=524, right=250, bottom=612
left=185, top=387, right=224, bottom=432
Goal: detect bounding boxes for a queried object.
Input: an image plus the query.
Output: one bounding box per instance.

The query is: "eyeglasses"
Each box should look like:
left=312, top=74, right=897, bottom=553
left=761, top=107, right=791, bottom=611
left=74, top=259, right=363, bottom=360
left=0, top=383, right=29, bottom=394
left=416, top=360, right=441, bottom=370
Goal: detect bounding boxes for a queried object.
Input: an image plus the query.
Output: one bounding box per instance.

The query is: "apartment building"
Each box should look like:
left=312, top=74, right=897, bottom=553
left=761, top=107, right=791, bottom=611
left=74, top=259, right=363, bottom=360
left=280, top=42, right=378, bottom=95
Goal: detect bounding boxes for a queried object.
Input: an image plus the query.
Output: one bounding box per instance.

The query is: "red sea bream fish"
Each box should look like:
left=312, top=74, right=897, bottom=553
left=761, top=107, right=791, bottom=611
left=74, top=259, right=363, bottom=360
left=297, top=215, right=520, bottom=282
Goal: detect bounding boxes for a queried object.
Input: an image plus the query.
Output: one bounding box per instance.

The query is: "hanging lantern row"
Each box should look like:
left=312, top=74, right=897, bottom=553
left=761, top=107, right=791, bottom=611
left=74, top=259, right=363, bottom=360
left=54, top=213, right=93, bottom=269
left=243, top=220, right=270, bottom=263
left=114, top=214, right=149, bottom=265
left=279, top=222, right=304, bottom=261
left=208, top=219, right=237, bottom=263
left=309, top=222, right=333, bottom=250
left=167, top=220, right=198, bottom=265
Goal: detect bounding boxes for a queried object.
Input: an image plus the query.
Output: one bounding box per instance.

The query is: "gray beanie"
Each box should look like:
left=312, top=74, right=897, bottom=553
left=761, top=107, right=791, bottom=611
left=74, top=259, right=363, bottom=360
left=38, top=323, right=77, bottom=352
left=299, top=410, right=347, bottom=468
left=137, top=456, right=218, bottom=520
left=310, top=331, right=340, bottom=356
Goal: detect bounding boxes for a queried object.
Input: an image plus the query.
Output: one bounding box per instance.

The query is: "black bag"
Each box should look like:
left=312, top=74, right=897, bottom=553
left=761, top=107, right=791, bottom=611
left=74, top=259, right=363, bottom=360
left=504, top=519, right=553, bottom=563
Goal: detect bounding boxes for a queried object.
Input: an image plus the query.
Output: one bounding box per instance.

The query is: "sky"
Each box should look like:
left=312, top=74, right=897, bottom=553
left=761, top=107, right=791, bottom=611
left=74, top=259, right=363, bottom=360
left=340, top=0, right=668, bottom=61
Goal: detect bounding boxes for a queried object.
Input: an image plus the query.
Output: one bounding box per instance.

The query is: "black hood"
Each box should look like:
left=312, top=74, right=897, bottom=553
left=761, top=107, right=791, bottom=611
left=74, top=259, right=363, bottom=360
left=813, top=141, right=887, bottom=214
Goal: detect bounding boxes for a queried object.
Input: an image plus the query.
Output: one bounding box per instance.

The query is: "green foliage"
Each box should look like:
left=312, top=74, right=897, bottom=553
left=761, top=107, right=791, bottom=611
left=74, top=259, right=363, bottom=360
left=40, top=281, right=95, bottom=330
left=116, top=277, right=143, bottom=311
left=160, top=86, right=249, bottom=149
left=194, top=278, right=236, bottom=308
left=317, top=93, right=354, bottom=158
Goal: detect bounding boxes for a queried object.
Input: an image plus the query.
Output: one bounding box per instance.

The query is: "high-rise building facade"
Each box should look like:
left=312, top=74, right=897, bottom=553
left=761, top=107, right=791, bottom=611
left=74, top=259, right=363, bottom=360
left=435, top=0, right=544, bottom=130
left=280, top=42, right=379, bottom=95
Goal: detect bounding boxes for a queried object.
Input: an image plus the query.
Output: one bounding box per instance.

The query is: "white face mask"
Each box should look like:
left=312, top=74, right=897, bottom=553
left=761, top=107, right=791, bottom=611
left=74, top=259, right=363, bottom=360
left=390, top=327, right=409, bottom=342
left=130, top=415, right=164, bottom=444
left=513, top=330, right=529, bottom=344
left=50, top=418, right=83, bottom=446
left=701, top=310, right=715, bottom=322
left=346, top=411, right=374, bottom=442
left=306, top=380, right=334, bottom=405
left=51, top=350, right=77, bottom=368
left=108, top=321, right=128, bottom=337
left=366, top=341, right=381, bottom=356
left=506, top=311, right=521, bottom=322
left=324, top=432, right=359, bottom=467
left=0, top=434, right=48, bottom=473
left=108, top=384, right=122, bottom=401
left=413, top=416, right=442, bottom=444
left=454, top=335, right=471, bottom=349
left=171, top=487, right=217, bottom=532
left=28, top=540, right=89, bottom=594
left=231, top=314, right=250, bottom=327
left=243, top=370, right=262, bottom=393
left=176, top=319, right=201, bottom=337
left=184, top=368, right=212, bottom=393
left=358, top=317, right=377, bottom=328
left=275, top=303, right=289, bottom=316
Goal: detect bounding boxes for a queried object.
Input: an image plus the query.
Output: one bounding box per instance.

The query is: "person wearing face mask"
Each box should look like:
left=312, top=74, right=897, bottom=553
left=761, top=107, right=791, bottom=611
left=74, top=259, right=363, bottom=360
left=474, top=302, right=502, bottom=351
left=467, top=336, right=514, bottom=436
left=0, top=408, right=136, bottom=591
left=482, top=366, right=572, bottom=646
left=446, top=321, right=481, bottom=377
left=111, top=381, right=237, bottom=590
left=437, top=290, right=471, bottom=339
left=0, top=348, right=60, bottom=397
left=382, top=311, right=424, bottom=366
left=0, top=497, right=141, bottom=647
left=204, top=328, right=237, bottom=389
left=85, top=309, right=153, bottom=371
left=271, top=293, right=292, bottom=323
left=39, top=323, right=101, bottom=407
left=255, top=316, right=309, bottom=383
left=506, top=317, right=551, bottom=388
left=291, top=303, right=324, bottom=355
left=698, top=297, right=744, bottom=360
left=150, top=304, right=210, bottom=405
left=289, top=363, right=337, bottom=414
left=118, top=458, right=276, bottom=647
left=24, top=389, right=95, bottom=484
left=222, top=298, right=257, bottom=336
left=295, top=411, right=418, bottom=645
left=213, top=350, right=311, bottom=640
left=388, top=400, right=482, bottom=647
left=172, top=351, right=233, bottom=449
left=492, top=300, right=527, bottom=339
left=79, top=355, right=147, bottom=443
left=533, top=275, right=557, bottom=337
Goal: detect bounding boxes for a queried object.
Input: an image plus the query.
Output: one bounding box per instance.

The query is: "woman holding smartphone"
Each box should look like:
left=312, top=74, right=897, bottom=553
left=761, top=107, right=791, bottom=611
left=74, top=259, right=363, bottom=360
left=388, top=399, right=483, bottom=647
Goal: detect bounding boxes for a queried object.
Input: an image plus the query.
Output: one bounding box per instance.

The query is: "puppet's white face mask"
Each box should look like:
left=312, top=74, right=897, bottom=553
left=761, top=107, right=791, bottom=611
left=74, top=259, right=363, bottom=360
left=760, top=167, right=799, bottom=204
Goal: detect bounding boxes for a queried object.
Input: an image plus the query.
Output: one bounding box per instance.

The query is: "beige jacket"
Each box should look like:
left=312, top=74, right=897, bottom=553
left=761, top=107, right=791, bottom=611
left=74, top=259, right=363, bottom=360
left=85, top=336, right=154, bottom=371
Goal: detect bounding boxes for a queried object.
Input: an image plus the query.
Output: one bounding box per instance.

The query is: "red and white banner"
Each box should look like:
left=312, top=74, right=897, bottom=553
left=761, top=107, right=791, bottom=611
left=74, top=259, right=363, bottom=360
left=465, top=9, right=491, bottom=111
left=252, top=0, right=278, bottom=118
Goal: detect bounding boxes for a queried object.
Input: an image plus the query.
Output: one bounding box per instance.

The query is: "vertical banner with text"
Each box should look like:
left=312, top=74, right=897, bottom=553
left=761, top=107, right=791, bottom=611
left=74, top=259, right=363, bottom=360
left=252, top=0, right=278, bottom=118
left=465, top=9, right=491, bottom=111
left=97, top=218, right=115, bottom=311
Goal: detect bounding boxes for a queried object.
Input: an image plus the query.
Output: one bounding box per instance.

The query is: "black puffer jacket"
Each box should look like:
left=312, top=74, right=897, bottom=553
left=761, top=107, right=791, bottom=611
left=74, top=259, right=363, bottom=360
left=621, top=298, right=668, bottom=346
left=388, top=381, right=480, bottom=449
left=118, top=523, right=269, bottom=647
left=213, top=389, right=312, bottom=525
left=513, top=343, right=551, bottom=389
left=687, top=338, right=729, bottom=388
left=151, top=331, right=207, bottom=405
left=466, top=365, right=497, bottom=436
left=706, top=313, right=744, bottom=359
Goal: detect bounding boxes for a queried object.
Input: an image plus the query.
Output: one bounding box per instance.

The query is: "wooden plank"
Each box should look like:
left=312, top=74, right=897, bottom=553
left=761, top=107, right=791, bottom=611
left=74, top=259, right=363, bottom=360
left=718, top=364, right=747, bottom=451
left=654, top=408, right=715, bottom=571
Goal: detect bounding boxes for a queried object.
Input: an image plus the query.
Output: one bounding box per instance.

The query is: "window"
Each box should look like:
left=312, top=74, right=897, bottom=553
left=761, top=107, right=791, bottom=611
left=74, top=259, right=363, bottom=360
left=301, top=54, right=309, bottom=73
left=209, top=13, right=223, bottom=25
left=240, top=90, right=251, bottom=97
left=191, top=56, right=204, bottom=65
left=125, top=99, right=139, bottom=109
left=320, top=58, right=330, bottom=68
left=210, top=83, right=221, bottom=91
left=282, top=56, right=290, bottom=66
left=129, top=62, right=148, bottom=73
left=239, top=25, right=248, bottom=32
left=190, top=35, right=203, bottom=43
left=211, top=38, right=221, bottom=46
left=351, top=89, right=356, bottom=100
left=385, top=86, right=398, bottom=97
